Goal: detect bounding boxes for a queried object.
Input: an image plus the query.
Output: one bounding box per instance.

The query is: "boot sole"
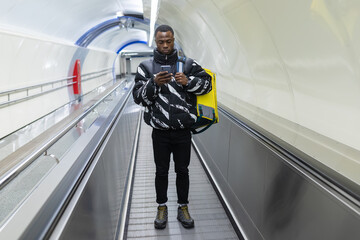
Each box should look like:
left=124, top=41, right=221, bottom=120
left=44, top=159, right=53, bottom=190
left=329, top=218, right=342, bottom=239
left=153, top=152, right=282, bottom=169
left=177, top=217, right=194, bottom=228
left=154, top=222, right=167, bottom=229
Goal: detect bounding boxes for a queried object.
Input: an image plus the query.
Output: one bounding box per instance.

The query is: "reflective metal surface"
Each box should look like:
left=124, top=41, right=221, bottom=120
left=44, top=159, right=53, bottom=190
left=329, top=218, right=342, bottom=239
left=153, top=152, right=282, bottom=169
left=0, top=79, right=134, bottom=239
left=53, top=98, right=141, bottom=240
left=193, top=109, right=360, bottom=240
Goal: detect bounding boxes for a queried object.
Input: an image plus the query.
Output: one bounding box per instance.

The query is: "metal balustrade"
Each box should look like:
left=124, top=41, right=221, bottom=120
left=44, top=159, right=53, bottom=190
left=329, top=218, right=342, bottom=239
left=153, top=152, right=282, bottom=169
left=0, top=68, right=113, bottom=108
left=81, top=68, right=112, bottom=82
left=0, top=79, right=130, bottom=190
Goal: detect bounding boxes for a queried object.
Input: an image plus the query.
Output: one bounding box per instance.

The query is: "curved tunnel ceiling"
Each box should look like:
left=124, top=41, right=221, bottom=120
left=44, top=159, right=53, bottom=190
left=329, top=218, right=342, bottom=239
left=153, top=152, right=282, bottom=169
left=0, top=0, right=146, bottom=52
left=79, top=16, right=151, bottom=52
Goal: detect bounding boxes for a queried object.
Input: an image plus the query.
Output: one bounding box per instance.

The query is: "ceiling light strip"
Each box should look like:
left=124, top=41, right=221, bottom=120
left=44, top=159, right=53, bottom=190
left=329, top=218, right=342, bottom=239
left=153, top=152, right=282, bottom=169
left=148, top=0, right=160, bottom=47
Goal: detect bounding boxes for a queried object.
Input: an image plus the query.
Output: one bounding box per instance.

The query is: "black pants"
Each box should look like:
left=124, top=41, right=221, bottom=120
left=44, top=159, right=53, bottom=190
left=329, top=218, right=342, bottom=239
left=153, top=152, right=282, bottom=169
left=152, top=128, right=192, bottom=204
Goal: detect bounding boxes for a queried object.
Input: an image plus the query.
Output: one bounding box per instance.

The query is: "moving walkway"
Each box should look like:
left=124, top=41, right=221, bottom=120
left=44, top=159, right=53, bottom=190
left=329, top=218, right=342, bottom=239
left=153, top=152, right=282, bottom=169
left=0, top=75, right=241, bottom=239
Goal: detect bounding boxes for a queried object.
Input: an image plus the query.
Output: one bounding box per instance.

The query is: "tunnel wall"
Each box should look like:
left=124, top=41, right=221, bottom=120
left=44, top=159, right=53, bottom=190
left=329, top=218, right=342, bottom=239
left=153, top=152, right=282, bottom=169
left=0, top=30, right=116, bottom=138
left=154, top=0, right=360, bottom=191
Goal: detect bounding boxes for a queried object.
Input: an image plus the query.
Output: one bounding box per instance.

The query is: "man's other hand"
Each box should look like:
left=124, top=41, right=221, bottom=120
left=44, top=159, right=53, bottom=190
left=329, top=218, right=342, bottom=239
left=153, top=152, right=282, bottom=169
left=175, top=72, right=188, bottom=86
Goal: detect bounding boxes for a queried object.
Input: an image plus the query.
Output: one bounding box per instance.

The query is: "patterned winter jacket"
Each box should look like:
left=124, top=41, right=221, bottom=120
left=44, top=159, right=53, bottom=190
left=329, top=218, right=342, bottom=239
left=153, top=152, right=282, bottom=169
left=132, top=49, right=212, bottom=130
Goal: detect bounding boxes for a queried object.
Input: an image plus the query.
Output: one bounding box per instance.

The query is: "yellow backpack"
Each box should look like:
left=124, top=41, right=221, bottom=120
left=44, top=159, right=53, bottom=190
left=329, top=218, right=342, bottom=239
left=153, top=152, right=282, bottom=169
left=191, top=68, right=219, bottom=134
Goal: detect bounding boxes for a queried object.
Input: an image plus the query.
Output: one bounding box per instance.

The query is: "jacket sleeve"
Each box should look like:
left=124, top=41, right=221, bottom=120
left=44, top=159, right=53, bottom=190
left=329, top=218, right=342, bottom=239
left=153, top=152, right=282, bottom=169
left=185, top=59, right=212, bottom=96
left=132, top=61, right=160, bottom=107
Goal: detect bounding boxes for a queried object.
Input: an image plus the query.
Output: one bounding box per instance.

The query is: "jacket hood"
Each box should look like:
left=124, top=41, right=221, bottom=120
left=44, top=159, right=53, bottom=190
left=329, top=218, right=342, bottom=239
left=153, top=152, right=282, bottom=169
left=154, top=48, right=178, bottom=65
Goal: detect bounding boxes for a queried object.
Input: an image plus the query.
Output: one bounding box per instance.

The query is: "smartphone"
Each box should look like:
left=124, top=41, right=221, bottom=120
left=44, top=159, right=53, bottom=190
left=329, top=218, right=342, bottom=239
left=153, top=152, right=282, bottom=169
left=161, top=65, right=171, bottom=73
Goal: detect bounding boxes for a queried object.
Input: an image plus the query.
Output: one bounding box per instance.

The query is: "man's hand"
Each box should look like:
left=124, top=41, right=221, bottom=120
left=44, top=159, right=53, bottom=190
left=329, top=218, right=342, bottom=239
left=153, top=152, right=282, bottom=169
left=175, top=72, right=188, bottom=86
left=154, top=71, right=172, bottom=86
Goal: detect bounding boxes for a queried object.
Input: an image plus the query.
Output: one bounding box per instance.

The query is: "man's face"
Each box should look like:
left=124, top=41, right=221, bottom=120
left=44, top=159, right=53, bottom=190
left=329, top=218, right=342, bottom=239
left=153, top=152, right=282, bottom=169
left=155, top=31, right=174, bottom=55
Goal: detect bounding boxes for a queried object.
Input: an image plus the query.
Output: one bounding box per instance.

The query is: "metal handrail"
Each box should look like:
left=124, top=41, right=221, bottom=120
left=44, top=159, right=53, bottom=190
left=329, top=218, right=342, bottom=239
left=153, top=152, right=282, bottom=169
left=81, top=68, right=112, bottom=78
left=82, top=70, right=112, bottom=82
left=0, top=81, right=76, bottom=108
left=0, top=68, right=113, bottom=109
left=0, top=76, right=75, bottom=96
left=0, top=80, right=129, bottom=189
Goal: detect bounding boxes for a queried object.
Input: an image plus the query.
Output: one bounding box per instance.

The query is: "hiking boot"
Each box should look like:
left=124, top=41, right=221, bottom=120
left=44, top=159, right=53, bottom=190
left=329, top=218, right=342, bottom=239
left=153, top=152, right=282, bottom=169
left=177, top=205, right=194, bottom=228
left=154, top=205, right=168, bottom=229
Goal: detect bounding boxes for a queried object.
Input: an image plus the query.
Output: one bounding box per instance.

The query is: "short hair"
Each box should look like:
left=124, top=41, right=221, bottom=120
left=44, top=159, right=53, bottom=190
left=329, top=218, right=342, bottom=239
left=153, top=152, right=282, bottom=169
left=155, top=25, right=174, bottom=37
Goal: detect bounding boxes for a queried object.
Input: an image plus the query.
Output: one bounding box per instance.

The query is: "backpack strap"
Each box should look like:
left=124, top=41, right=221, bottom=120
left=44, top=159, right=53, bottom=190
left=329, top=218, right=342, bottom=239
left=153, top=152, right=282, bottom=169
left=191, top=109, right=216, bottom=134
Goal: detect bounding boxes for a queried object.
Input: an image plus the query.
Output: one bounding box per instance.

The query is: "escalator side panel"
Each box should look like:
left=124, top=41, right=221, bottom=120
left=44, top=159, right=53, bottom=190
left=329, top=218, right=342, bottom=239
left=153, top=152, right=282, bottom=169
left=56, top=99, right=141, bottom=240
left=193, top=110, right=360, bottom=240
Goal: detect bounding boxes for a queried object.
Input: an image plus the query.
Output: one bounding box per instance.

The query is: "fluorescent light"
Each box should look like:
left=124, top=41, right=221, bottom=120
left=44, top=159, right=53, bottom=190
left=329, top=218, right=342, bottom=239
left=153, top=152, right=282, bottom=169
left=116, top=11, right=123, bottom=18
left=149, top=0, right=159, bottom=47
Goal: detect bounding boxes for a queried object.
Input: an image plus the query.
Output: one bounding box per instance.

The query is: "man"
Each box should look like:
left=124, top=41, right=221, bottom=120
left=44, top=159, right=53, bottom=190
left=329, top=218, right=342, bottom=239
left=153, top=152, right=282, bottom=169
left=132, top=25, right=211, bottom=229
